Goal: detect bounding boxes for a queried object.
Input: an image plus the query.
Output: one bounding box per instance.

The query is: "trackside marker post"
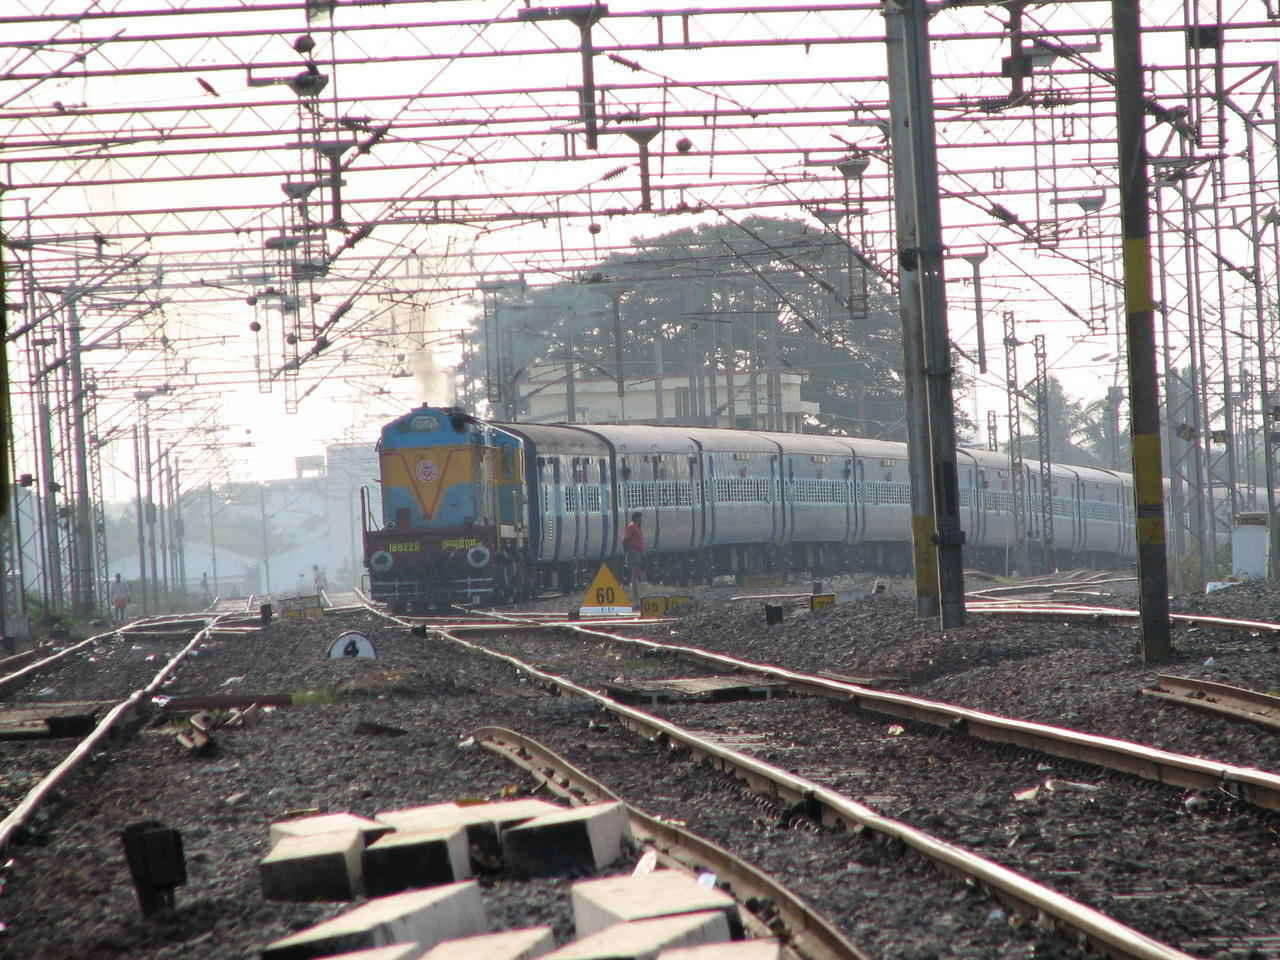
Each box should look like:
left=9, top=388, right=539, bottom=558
left=580, top=564, right=633, bottom=617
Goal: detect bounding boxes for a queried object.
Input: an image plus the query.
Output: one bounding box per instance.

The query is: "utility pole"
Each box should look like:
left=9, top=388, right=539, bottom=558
left=65, top=293, right=96, bottom=616
left=173, top=457, right=186, bottom=598
left=565, top=330, right=577, bottom=423
left=158, top=451, right=170, bottom=595
left=961, top=249, right=989, bottom=375
left=1113, top=0, right=1172, bottom=662
left=1004, top=312, right=1028, bottom=574
left=1244, top=118, right=1278, bottom=577
left=653, top=332, right=665, bottom=423
left=884, top=0, right=966, bottom=625
left=144, top=417, right=159, bottom=611
left=1033, top=334, right=1054, bottom=572
left=133, top=425, right=148, bottom=615
left=208, top=480, right=219, bottom=596
left=259, top=483, right=272, bottom=595
left=611, top=291, right=627, bottom=422
left=37, top=399, right=63, bottom=612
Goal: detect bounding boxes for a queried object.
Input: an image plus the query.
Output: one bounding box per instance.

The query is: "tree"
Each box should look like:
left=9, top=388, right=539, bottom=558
left=1014, top=375, right=1111, bottom=467
left=461, top=216, right=926, bottom=438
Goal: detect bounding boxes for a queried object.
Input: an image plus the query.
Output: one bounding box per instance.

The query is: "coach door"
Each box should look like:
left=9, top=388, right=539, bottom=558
left=769, top=454, right=783, bottom=544
left=598, top=458, right=611, bottom=564
left=687, top=453, right=702, bottom=551
left=550, top=457, right=564, bottom=562
left=852, top=458, right=866, bottom=544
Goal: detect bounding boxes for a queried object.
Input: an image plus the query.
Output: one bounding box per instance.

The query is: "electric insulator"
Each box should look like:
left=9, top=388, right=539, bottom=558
left=249, top=321, right=261, bottom=332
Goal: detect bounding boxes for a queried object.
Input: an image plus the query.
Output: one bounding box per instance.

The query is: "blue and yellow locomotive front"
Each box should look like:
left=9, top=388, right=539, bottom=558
left=363, top=406, right=527, bottom=610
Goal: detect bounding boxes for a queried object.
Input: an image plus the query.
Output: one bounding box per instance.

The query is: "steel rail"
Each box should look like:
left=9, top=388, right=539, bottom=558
left=965, top=576, right=1137, bottom=598
left=0, top=647, right=46, bottom=674
left=475, top=725, right=869, bottom=960
left=1142, top=674, right=1280, bottom=733
left=0, top=615, right=221, bottom=852
left=0, top=631, right=110, bottom=697
left=467, top=607, right=1280, bottom=812
left=967, top=601, right=1280, bottom=634
left=379, top=606, right=1196, bottom=960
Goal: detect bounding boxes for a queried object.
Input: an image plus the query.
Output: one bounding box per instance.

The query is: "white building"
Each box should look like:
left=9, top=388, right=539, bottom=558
left=519, top=365, right=818, bottom=432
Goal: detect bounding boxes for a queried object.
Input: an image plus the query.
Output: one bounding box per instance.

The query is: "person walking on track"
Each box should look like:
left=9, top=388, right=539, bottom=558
left=622, top=511, right=645, bottom=607
left=110, top=573, right=130, bottom=625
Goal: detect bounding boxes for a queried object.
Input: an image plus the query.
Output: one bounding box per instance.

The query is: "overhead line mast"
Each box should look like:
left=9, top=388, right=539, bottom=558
left=1112, top=0, right=1172, bottom=662
left=885, top=0, right=966, bottom=627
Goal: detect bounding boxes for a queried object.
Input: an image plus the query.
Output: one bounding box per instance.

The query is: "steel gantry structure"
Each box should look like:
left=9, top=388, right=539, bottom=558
left=1, top=0, right=1278, bottom=630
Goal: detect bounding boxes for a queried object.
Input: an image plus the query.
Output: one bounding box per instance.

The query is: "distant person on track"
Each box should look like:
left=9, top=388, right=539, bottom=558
left=313, top=564, right=327, bottom=596
left=110, top=573, right=130, bottom=625
left=622, top=511, right=645, bottom=605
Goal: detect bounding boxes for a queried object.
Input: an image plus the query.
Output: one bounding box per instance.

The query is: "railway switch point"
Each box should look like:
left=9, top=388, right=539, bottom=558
left=119, top=820, right=186, bottom=917
left=542, top=910, right=732, bottom=960
left=362, top=826, right=472, bottom=897
left=259, top=829, right=365, bottom=901
left=500, top=802, right=629, bottom=877
left=418, top=925, right=556, bottom=959
left=259, top=882, right=487, bottom=960
left=570, top=869, right=742, bottom=938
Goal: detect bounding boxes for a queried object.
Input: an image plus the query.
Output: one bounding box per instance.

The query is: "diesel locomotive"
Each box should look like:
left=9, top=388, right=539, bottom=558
left=361, top=404, right=1150, bottom=611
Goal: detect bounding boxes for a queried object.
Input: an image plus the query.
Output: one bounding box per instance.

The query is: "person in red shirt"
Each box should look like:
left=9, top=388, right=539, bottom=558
left=622, top=511, right=645, bottom=603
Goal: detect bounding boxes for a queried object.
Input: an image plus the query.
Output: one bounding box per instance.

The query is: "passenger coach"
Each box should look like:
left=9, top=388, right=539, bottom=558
left=362, top=405, right=1145, bottom=610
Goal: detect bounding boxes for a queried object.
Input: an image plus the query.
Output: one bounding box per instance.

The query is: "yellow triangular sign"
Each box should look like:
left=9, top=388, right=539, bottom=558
left=580, top=563, right=633, bottom=617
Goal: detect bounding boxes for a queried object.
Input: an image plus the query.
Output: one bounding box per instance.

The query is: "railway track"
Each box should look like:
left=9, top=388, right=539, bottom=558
left=0, top=616, right=224, bottom=851
left=389, top=601, right=1280, bottom=958
left=0, top=620, right=861, bottom=960
left=458, top=607, right=1280, bottom=811
left=4, top=575, right=1279, bottom=958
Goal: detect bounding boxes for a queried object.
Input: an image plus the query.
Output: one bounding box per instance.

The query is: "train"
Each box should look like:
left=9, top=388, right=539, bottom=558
left=360, top=404, right=1156, bottom=611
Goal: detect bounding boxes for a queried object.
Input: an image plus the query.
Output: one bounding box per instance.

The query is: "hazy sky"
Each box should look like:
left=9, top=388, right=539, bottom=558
left=5, top=0, right=1276, bottom=500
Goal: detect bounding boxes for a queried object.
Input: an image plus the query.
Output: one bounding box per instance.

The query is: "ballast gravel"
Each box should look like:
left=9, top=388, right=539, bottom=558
left=1, top=571, right=1279, bottom=959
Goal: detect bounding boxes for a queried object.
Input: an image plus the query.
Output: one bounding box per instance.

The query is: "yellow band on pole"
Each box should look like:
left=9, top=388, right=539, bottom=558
left=1122, top=237, right=1156, bottom=312
left=1137, top=516, right=1167, bottom=547
left=912, top=514, right=938, bottom=596
left=1131, top=433, right=1164, bottom=506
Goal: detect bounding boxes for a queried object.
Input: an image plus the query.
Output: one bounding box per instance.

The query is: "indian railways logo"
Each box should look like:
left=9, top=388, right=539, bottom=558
left=416, top=460, right=439, bottom=483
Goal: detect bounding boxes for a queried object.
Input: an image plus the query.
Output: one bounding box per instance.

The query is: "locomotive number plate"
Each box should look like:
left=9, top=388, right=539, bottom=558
left=389, top=542, right=420, bottom=553
left=440, top=537, right=480, bottom=549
